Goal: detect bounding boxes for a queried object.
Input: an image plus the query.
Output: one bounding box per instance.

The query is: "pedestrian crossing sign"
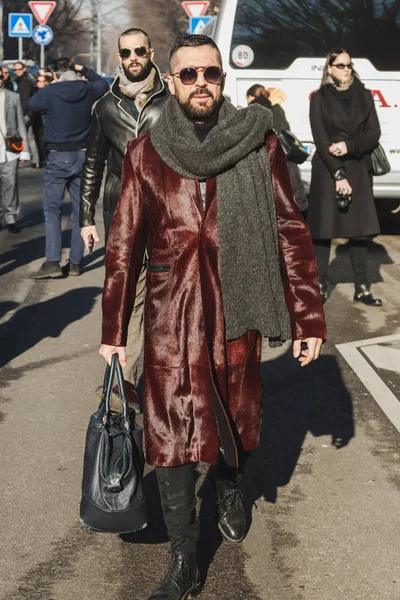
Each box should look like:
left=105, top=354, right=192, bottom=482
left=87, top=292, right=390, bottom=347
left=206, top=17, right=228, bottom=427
left=189, top=16, right=213, bottom=34
left=8, top=13, right=33, bottom=38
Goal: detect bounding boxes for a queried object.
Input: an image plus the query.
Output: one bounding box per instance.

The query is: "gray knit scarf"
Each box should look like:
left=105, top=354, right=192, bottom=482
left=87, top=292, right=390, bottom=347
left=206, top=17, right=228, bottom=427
left=151, top=96, right=291, bottom=343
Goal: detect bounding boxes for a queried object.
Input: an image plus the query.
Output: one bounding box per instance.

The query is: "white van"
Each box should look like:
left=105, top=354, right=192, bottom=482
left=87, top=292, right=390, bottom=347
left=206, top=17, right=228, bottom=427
left=207, top=0, right=400, bottom=203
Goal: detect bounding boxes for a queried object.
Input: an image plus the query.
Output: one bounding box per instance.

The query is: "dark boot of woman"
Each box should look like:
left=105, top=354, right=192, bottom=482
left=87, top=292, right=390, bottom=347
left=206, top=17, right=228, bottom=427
left=353, top=284, right=383, bottom=306
left=148, top=464, right=201, bottom=599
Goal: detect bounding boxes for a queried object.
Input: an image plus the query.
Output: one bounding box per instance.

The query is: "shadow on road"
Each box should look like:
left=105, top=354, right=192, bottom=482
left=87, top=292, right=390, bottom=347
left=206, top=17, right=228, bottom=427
left=121, top=347, right=355, bottom=586
left=242, top=347, right=355, bottom=529
left=0, top=287, right=102, bottom=367
left=0, top=301, right=19, bottom=319
left=0, top=231, right=104, bottom=277
left=19, top=207, right=45, bottom=230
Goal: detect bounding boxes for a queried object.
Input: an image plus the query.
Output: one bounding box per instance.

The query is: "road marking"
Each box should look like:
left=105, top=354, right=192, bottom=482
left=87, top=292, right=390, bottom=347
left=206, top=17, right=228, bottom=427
left=336, top=333, right=400, bottom=433
left=361, top=344, right=400, bottom=373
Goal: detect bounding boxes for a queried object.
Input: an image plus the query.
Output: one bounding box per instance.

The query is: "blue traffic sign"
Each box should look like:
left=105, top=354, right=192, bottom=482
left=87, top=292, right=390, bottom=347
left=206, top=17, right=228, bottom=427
left=32, top=24, right=53, bottom=45
left=189, top=16, right=213, bottom=34
left=8, top=13, right=33, bottom=38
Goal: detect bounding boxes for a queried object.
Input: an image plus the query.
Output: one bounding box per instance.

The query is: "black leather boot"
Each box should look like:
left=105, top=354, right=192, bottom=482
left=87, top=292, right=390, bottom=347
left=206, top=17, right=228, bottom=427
left=152, top=465, right=200, bottom=598
left=148, top=551, right=201, bottom=599
left=216, top=478, right=246, bottom=543
left=354, top=284, right=383, bottom=306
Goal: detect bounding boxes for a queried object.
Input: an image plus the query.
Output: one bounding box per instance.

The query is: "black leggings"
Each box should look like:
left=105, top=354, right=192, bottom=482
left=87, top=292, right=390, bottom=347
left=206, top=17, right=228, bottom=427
left=313, top=238, right=369, bottom=287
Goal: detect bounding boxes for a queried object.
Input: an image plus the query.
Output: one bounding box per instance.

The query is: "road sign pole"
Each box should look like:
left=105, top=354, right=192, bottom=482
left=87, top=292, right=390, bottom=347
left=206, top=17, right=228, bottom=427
left=18, top=36, right=23, bottom=60
left=40, top=44, right=44, bottom=67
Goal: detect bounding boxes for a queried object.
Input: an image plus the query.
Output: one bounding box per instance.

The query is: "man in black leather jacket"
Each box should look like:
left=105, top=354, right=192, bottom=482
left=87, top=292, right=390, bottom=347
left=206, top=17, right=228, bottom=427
left=80, top=27, right=168, bottom=394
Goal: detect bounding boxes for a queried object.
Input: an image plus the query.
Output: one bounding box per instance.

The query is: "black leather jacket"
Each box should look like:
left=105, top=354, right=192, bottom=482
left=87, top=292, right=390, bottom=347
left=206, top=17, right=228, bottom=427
left=80, top=66, right=168, bottom=235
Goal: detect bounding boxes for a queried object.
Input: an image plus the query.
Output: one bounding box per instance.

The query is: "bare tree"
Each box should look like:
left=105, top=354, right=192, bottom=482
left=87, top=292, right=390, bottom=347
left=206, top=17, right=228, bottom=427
left=3, top=0, right=91, bottom=61
left=125, top=0, right=221, bottom=72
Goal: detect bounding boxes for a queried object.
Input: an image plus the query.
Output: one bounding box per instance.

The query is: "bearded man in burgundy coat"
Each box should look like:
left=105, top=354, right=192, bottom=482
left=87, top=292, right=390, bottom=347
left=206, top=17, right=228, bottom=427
left=100, top=34, right=326, bottom=600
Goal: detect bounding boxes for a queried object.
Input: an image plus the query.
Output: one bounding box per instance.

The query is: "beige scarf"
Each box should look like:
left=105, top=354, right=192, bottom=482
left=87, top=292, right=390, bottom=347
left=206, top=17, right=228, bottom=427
left=326, top=74, right=354, bottom=91
left=116, top=65, right=156, bottom=111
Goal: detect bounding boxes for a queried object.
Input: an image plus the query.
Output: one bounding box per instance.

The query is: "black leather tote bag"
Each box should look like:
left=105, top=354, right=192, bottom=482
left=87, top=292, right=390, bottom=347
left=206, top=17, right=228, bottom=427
left=80, top=354, right=147, bottom=533
left=278, top=129, right=309, bottom=165
left=371, top=143, right=391, bottom=176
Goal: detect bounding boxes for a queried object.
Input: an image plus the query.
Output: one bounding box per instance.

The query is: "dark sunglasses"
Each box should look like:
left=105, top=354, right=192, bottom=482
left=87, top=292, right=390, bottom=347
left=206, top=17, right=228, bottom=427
left=119, top=46, right=149, bottom=59
left=331, top=62, right=353, bottom=70
left=0, top=74, right=4, bottom=80
left=172, top=66, right=224, bottom=86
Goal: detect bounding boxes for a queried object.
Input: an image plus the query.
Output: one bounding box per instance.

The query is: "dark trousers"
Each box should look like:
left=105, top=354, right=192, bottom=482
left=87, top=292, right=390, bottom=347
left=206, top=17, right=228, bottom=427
left=43, top=150, right=85, bottom=264
left=313, top=238, right=369, bottom=287
left=156, top=454, right=247, bottom=554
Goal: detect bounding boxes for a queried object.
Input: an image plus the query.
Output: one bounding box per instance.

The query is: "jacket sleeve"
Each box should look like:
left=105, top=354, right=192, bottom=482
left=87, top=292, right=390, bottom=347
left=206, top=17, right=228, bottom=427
left=28, top=88, right=47, bottom=113
left=353, top=93, right=381, bottom=155
left=82, top=66, right=109, bottom=100
left=101, top=143, right=147, bottom=346
left=80, top=106, right=110, bottom=227
left=269, top=137, right=327, bottom=341
left=18, top=78, right=34, bottom=114
left=309, top=92, right=343, bottom=175
left=15, top=96, right=29, bottom=147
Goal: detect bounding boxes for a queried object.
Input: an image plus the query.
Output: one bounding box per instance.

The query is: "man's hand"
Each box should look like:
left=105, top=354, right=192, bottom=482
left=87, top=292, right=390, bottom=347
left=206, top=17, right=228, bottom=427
left=74, top=64, right=84, bottom=72
left=81, top=225, right=100, bottom=251
left=99, top=344, right=127, bottom=367
left=293, top=338, right=323, bottom=366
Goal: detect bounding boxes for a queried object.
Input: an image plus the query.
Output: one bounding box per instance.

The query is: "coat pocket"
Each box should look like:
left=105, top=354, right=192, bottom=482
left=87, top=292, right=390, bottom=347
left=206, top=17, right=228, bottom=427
left=147, top=264, right=170, bottom=273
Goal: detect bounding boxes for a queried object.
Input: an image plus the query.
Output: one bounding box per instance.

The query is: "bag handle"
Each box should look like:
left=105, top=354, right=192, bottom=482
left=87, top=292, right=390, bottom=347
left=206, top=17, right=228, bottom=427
left=103, top=354, right=131, bottom=428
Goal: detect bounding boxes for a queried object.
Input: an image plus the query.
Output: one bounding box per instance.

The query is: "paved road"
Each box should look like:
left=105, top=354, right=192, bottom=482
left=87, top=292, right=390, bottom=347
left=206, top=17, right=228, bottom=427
left=1, top=168, right=400, bottom=600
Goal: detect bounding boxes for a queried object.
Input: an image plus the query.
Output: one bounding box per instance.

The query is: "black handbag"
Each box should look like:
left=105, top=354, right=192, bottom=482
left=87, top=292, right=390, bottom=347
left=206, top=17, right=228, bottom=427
left=278, top=129, right=309, bottom=165
left=371, top=143, right=391, bottom=176
left=0, top=124, right=24, bottom=154
left=6, top=135, right=24, bottom=153
left=80, top=354, right=147, bottom=533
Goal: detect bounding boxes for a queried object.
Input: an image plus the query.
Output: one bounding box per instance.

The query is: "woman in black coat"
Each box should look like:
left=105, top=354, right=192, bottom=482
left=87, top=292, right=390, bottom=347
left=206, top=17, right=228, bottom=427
left=308, top=48, right=382, bottom=306
left=246, top=84, right=308, bottom=214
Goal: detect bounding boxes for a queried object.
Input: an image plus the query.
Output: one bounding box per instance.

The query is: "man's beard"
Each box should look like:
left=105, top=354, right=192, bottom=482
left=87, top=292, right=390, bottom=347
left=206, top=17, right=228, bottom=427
left=176, top=88, right=222, bottom=122
left=123, top=59, right=152, bottom=83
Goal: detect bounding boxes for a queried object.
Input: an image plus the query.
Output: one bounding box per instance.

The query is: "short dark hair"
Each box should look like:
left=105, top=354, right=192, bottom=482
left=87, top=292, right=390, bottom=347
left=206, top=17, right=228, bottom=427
left=169, top=34, right=222, bottom=71
left=52, top=57, right=75, bottom=78
left=14, top=61, right=25, bottom=69
left=118, top=28, right=151, bottom=49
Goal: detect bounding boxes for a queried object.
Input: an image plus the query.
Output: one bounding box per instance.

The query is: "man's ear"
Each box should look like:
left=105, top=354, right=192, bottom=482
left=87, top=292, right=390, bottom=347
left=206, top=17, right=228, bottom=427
left=221, top=72, right=226, bottom=92
left=167, top=75, right=176, bottom=96
left=150, top=48, right=155, bottom=63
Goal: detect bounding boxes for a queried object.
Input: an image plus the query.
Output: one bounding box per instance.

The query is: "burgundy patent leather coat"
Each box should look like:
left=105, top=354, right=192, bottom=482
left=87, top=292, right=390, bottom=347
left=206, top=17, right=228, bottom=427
left=102, top=132, right=326, bottom=468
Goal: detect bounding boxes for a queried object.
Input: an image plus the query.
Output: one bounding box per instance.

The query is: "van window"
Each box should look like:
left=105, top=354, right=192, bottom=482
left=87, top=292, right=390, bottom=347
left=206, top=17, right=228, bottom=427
left=230, top=0, right=400, bottom=71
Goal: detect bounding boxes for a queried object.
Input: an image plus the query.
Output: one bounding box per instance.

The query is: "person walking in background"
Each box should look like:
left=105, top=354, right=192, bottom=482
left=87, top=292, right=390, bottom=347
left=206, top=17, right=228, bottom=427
left=13, top=61, right=40, bottom=169
left=30, top=74, right=50, bottom=170
left=0, top=66, right=30, bottom=233
left=99, top=34, right=326, bottom=600
left=246, top=84, right=308, bottom=214
left=80, top=27, right=168, bottom=394
left=1, top=66, right=14, bottom=91
left=308, top=48, right=382, bottom=306
left=27, top=59, right=108, bottom=279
